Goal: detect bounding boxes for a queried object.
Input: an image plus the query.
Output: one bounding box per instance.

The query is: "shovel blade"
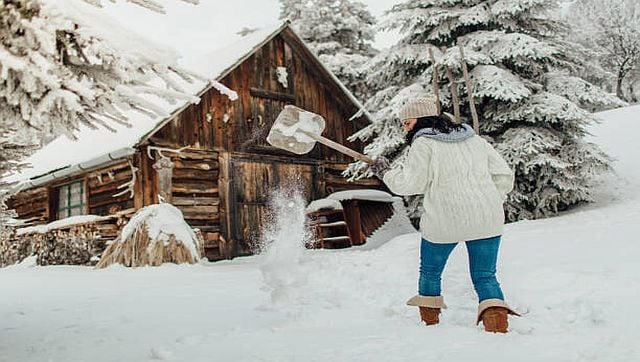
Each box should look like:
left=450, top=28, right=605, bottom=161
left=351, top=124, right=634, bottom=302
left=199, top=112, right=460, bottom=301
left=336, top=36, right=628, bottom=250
left=267, top=105, right=326, bottom=154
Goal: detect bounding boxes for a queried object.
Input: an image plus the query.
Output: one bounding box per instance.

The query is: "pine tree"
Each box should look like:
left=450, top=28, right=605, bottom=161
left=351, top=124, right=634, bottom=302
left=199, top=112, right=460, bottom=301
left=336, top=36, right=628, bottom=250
left=347, top=0, right=621, bottom=221
left=279, top=0, right=377, bottom=98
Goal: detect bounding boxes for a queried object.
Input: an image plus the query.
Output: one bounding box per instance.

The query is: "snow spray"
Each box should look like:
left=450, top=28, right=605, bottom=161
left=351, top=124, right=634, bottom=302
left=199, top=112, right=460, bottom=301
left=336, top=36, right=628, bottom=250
left=258, top=179, right=312, bottom=306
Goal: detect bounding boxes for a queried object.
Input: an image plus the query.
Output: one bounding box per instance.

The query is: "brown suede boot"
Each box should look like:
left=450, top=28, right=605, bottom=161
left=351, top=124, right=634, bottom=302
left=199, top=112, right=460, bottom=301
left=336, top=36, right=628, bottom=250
left=419, top=307, right=441, bottom=325
left=480, top=307, right=509, bottom=333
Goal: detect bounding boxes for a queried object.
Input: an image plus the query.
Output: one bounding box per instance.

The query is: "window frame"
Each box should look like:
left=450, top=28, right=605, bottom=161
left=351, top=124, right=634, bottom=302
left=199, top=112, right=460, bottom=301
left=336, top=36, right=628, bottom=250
left=55, top=180, right=86, bottom=220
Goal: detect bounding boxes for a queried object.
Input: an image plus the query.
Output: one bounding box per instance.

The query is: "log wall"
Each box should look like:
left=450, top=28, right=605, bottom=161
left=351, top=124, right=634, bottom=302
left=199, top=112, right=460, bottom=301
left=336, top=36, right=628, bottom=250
left=169, top=149, right=222, bottom=259
left=86, top=161, right=135, bottom=216
left=7, top=187, right=49, bottom=225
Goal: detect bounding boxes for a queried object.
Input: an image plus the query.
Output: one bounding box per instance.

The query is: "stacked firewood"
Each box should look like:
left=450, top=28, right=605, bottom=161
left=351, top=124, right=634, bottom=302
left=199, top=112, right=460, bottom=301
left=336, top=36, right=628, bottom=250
left=0, top=232, right=37, bottom=267
left=0, top=219, right=121, bottom=267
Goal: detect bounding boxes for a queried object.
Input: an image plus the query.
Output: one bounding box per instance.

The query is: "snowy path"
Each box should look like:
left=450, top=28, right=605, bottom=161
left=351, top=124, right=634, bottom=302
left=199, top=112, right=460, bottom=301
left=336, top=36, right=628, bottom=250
left=1, top=107, right=639, bottom=362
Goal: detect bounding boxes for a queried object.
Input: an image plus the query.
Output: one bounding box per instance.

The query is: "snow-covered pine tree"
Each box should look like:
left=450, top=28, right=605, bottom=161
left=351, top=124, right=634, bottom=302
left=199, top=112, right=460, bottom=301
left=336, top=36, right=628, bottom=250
left=347, top=0, right=622, bottom=221
left=279, top=0, right=377, bottom=99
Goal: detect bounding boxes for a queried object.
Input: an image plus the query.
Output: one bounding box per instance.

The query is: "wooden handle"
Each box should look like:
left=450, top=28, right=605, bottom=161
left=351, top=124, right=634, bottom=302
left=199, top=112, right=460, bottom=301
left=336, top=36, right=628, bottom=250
left=444, top=65, right=461, bottom=123
left=458, top=44, right=480, bottom=134
left=428, top=48, right=441, bottom=114
left=302, top=131, right=375, bottom=164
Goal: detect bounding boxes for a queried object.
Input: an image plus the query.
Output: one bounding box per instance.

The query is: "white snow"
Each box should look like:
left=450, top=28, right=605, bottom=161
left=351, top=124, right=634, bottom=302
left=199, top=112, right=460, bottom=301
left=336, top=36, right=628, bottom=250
left=327, top=189, right=396, bottom=202
left=1, top=107, right=639, bottom=361
left=306, top=198, right=343, bottom=212
left=258, top=189, right=312, bottom=307
left=16, top=215, right=109, bottom=236
left=118, top=204, right=200, bottom=259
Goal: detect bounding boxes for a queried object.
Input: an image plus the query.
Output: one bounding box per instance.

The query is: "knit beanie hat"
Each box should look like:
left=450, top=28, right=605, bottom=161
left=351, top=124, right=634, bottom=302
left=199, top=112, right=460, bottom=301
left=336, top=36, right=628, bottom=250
left=399, top=95, right=440, bottom=121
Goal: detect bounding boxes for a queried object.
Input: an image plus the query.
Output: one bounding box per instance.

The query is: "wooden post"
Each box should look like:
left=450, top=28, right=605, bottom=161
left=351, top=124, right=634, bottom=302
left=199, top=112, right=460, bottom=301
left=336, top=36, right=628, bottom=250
left=427, top=47, right=442, bottom=114
left=342, top=200, right=365, bottom=245
left=444, top=65, right=461, bottom=123
left=218, top=152, right=234, bottom=259
left=133, top=153, right=144, bottom=210
left=458, top=44, right=480, bottom=134
left=152, top=157, right=174, bottom=203
left=140, top=147, right=158, bottom=206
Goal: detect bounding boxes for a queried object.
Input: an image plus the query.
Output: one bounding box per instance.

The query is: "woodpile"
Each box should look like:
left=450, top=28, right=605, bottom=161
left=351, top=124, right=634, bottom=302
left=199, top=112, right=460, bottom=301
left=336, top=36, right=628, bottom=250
left=0, top=221, right=114, bottom=267
left=96, top=204, right=203, bottom=268
left=0, top=233, right=37, bottom=267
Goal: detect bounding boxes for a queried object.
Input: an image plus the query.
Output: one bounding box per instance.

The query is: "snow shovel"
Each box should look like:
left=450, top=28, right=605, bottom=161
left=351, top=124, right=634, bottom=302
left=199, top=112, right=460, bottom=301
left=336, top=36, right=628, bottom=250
left=267, top=105, right=374, bottom=164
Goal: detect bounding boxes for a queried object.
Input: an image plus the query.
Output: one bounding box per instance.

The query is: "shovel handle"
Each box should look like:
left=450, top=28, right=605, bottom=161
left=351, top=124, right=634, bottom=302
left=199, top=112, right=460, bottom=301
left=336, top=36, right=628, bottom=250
left=302, top=131, right=375, bottom=164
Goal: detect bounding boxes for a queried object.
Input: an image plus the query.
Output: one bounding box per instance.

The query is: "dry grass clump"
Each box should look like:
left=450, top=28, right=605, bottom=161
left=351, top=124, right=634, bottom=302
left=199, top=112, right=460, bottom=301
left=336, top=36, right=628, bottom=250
left=96, top=204, right=203, bottom=268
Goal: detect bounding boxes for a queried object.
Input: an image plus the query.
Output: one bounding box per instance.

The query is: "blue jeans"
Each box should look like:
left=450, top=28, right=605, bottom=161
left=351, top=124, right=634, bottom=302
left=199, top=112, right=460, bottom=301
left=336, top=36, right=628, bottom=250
left=419, top=236, right=504, bottom=302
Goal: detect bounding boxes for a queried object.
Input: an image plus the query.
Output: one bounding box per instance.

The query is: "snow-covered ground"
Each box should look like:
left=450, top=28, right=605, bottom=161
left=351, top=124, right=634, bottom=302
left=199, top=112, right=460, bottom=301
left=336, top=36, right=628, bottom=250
left=1, top=106, right=639, bottom=362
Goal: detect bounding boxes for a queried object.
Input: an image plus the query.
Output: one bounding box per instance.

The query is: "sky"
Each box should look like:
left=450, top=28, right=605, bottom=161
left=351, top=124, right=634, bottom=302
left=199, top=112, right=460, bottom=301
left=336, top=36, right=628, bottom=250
left=101, top=0, right=401, bottom=64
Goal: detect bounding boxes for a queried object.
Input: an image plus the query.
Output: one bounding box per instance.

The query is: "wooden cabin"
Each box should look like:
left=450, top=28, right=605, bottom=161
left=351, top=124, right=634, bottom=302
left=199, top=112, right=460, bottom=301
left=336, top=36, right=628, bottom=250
left=6, top=23, right=383, bottom=261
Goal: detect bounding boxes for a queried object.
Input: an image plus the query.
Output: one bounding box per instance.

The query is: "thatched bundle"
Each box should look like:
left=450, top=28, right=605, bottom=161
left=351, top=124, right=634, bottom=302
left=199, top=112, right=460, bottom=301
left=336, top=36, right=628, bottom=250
left=96, top=204, right=203, bottom=268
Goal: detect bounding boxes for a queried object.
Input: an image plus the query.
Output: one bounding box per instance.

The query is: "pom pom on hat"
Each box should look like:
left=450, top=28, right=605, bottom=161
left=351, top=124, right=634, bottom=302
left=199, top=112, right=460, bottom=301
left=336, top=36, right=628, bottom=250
left=399, top=95, right=440, bottom=121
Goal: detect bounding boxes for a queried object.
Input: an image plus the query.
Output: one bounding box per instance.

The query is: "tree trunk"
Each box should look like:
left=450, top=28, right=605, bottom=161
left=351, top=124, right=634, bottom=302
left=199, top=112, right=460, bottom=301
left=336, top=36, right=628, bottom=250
left=616, top=74, right=625, bottom=100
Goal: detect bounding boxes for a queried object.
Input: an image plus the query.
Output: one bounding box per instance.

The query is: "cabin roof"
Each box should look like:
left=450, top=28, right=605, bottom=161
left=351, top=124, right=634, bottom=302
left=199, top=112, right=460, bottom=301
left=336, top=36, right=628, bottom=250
left=7, top=23, right=369, bottom=190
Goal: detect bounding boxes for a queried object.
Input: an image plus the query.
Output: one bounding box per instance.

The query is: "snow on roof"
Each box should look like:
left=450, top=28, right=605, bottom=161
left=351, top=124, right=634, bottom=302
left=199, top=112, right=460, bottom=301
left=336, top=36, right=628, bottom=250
left=306, top=189, right=397, bottom=213
left=306, top=198, right=343, bottom=213
left=185, top=24, right=286, bottom=80
left=7, top=22, right=368, bottom=189
left=326, top=189, right=396, bottom=203
left=6, top=24, right=286, bottom=187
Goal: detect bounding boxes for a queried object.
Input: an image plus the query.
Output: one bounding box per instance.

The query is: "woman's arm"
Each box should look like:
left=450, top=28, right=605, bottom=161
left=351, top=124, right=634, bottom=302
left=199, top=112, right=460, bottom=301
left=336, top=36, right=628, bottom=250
left=485, top=140, right=514, bottom=199
left=382, top=140, right=432, bottom=196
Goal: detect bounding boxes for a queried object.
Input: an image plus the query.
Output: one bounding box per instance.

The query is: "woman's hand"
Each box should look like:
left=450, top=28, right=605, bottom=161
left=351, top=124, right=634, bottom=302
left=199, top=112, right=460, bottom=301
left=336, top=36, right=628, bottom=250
left=370, top=156, right=391, bottom=179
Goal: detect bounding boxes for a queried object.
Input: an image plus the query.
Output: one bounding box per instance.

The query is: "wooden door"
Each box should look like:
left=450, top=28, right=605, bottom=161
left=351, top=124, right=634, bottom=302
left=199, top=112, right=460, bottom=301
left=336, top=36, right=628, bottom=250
left=229, top=157, right=316, bottom=256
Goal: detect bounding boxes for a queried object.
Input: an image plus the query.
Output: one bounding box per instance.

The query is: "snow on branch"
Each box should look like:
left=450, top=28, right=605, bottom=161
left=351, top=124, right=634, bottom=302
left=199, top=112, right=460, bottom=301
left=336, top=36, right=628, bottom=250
left=471, top=65, right=531, bottom=102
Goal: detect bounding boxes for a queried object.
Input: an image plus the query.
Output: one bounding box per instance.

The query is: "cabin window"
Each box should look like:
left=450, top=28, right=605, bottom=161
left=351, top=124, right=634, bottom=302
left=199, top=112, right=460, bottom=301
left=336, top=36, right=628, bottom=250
left=56, top=181, right=85, bottom=219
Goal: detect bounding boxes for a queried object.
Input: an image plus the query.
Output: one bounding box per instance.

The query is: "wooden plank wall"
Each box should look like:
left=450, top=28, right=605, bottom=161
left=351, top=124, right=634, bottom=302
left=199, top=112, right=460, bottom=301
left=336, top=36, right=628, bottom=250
left=86, top=161, right=135, bottom=216
left=169, top=149, right=222, bottom=259
left=7, top=187, right=49, bottom=225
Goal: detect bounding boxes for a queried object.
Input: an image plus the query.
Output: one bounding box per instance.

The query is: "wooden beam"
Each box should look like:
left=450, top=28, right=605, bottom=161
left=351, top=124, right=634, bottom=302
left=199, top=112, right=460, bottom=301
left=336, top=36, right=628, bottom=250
left=444, top=65, right=461, bottom=123
left=427, top=47, right=442, bottom=115
left=458, top=44, right=480, bottom=134
left=218, top=152, right=234, bottom=259
left=249, top=87, right=295, bottom=102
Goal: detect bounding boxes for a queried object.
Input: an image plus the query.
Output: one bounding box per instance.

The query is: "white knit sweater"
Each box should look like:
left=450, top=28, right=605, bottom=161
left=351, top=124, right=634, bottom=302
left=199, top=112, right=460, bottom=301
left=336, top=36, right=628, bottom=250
left=383, top=135, right=514, bottom=243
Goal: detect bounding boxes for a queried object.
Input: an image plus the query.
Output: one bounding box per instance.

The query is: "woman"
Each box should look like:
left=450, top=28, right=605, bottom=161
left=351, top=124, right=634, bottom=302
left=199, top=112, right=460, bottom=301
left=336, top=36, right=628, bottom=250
left=372, top=95, right=520, bottom=333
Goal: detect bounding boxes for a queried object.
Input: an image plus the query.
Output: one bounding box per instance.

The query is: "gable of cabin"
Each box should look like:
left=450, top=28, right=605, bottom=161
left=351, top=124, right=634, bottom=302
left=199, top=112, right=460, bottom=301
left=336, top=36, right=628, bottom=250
left=146, top=26, right=368, bottom=161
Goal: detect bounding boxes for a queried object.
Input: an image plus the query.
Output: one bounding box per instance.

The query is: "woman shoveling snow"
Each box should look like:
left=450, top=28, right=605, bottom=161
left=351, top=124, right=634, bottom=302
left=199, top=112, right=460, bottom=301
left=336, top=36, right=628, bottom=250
left=371, top=95, right=520, bottom=333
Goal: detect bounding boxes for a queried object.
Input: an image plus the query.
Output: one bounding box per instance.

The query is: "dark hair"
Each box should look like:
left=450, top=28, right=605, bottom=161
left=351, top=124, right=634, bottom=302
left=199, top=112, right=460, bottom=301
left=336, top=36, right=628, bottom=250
left=405, top=115, right=465, bottom=145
